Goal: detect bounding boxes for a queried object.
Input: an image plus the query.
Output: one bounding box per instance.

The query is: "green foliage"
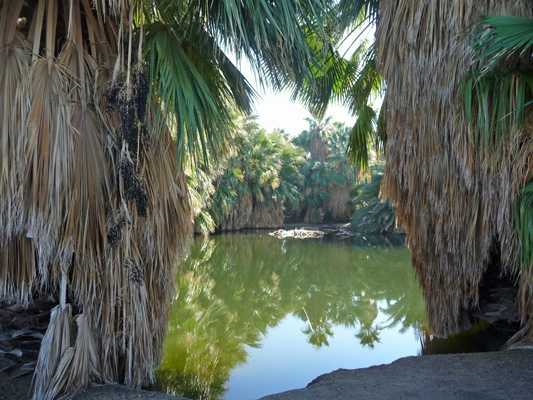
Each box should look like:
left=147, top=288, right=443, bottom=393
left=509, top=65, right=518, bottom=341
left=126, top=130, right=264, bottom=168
left=189, top=112, right=393, bottom=230
left=288, top=1, right=385, bottom=173
left=351, top=161, right=398, bottom=234
left=187, top=168, right=217, bottom=236
left=515, top=181, right=533, bottom=270
left=462, top=15, right=533, bottom=148
left=462, top=70, right=533, bottom=152
left=189, top=114, right=306, bottom=228
left=209, top=167, right=244, bottom=228
left=469, top=16, right=533, bottom=70
left=292, top=118, right=357, bottom=221
left=141, top=0, right=333, bottom=165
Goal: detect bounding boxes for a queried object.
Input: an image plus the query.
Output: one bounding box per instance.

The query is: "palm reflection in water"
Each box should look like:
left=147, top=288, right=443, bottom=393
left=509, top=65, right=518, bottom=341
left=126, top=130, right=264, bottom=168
left=150, top=233, right=426, bottom=400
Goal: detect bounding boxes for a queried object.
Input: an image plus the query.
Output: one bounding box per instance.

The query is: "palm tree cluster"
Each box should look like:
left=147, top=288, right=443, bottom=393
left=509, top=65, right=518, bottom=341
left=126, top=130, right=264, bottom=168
left=190, top=115, right=305, bottom=232
left=188, top=116, right=367, bottom=231
left=0, top=0, right=335, bottom=398
left=294, top=118, right=356, bottom=223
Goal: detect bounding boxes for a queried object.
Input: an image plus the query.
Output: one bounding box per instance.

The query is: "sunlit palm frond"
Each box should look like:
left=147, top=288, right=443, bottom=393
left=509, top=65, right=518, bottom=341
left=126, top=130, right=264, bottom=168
left=189, top=0, right=329, bottom=90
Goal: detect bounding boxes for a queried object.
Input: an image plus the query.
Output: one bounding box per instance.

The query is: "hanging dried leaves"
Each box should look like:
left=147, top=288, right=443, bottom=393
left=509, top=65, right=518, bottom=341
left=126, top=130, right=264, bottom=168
left=376, top=0, right=533, bottom=338
left=0, top=1, right=192, bottom=398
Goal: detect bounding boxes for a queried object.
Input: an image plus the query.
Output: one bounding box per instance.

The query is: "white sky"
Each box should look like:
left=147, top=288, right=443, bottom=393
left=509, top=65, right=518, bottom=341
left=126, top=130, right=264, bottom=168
left=239, top=62, right=355, bottom=135
left=251, top=87, right=355, bottom=135
left=230, top=26, right=375, bottom=136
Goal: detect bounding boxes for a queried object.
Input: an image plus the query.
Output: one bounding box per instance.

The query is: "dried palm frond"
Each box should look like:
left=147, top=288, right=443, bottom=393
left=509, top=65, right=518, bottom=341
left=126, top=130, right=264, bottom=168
left=1, top=0, right=190, bottom=397
left=0, top=32, right=31, bottom=246
left=32, top=304, right=73, bottom=400
left=0, top=238, right=36, bottom=306
left=376, top=0, right=533, bottom=337
left=55, top=314, right=102, bottom=398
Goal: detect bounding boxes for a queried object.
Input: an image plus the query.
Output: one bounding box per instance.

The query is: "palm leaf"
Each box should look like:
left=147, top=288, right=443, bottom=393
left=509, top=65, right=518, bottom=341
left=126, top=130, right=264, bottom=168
left=515, top=181, right=533, bottom=271
left=188, top=0, right=329, bottom=90
left=464, top=15, right=533, bottom=150
left=470, top=15, right=533, bottom=70
left=348, top=104, right=377, bottom=172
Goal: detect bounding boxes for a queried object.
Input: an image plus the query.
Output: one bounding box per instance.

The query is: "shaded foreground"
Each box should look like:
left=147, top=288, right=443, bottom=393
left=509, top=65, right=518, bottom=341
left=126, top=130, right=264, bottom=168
left=2, top=349, right=532, bottom=399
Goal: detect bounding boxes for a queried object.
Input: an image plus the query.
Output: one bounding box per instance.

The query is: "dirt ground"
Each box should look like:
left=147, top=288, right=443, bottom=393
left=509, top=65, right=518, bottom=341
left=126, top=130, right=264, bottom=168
left=2, top=348, right=532, bottom=400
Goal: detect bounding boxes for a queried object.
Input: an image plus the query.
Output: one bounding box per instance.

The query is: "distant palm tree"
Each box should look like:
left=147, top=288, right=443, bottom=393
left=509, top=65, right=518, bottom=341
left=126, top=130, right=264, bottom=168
left=292, top=0, right=382, bottom=171
left=0, top=1, right=331, bottom=398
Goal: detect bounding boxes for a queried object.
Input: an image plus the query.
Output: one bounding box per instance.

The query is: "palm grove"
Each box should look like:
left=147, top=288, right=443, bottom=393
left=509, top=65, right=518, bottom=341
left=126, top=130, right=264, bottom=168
left=1, top=1, right=533, bottom=400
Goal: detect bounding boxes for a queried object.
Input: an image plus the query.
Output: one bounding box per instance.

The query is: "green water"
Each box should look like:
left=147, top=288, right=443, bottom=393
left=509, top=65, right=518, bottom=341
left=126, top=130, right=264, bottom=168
left=151, top=232, right=427, bottom=400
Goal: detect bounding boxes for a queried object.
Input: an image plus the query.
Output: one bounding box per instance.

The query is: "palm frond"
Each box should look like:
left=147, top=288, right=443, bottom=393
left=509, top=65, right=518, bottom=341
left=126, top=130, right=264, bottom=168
left=470, top=15, right=533, bottom=70
left=463, top=15, right=533, bottom=151
left=515, top=181, right=533, bottom=271
left=32, top=305, right=73, bottom=400
left=334, top=0, right=379, bottom=35
left=145, top=20, right=234, bottom=164
left=462, top=68, right=533, bottom=151
left=348, top=104, right=377, bottom=171
left=188, top=0, right=329, bottom=90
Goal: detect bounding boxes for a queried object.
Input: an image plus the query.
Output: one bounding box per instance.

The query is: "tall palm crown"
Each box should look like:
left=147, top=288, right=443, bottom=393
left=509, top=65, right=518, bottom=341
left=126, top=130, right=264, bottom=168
left=0, top=1, right=331, bottom=398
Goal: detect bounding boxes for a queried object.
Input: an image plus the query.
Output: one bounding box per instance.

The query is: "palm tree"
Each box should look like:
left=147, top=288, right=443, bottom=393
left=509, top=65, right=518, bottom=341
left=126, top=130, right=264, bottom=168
left=294, top=119, right=356, bottom=223
left=375, top=1, right=533, bottom=342
left=291, top=0, right=383, bottom=171
left=209, top=116, right=304, bottom=230
left=0, top=1, right=331, bottom=398
left=462, top=14, right=533, bottom=343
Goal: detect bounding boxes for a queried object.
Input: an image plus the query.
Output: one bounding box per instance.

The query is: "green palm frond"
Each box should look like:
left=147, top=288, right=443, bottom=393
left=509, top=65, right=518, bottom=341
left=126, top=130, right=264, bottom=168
left=334, top=0, right=379, bottom=35
left=515, top=181, right=533, bottom=271
left=463, top=15, right=533, bottom=151
left=470, top=15, right=533, bottom=70
left=145, top=20, right=234, bottom=164
left=463, top=14, right=533, bottom=273
left=189, top=0, right=329, bottom=90
left=348, top=104, right=377, bottom=171
left=141, top=0, right=334, bottom=165
left=462, top=69, right=533, bottom=151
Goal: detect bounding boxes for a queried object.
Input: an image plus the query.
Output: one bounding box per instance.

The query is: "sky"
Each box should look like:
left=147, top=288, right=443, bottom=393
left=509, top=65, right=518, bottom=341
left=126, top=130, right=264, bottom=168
left=233, top=55, right=356, bottom=136
left=239, top=61, right=356, bottom=136
left=248, top=81, right=356, bottom=136
left=230, top=26, right=375, bottom=136
left=250, top=87, right=356, bottom=136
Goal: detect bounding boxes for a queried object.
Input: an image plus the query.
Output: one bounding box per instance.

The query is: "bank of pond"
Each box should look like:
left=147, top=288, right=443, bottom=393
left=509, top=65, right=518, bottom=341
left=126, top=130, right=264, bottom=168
left=147, top=232, right=516, bottom=400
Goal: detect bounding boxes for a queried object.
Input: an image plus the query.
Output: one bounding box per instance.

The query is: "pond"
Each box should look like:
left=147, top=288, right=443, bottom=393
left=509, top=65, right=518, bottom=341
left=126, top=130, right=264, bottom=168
left=149, top=232, right=427, bottom=400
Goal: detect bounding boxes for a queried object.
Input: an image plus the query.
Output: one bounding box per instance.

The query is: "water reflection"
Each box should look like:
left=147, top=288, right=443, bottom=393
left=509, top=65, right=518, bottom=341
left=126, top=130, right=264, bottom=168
left=150, top=233, right=427, bottom=399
